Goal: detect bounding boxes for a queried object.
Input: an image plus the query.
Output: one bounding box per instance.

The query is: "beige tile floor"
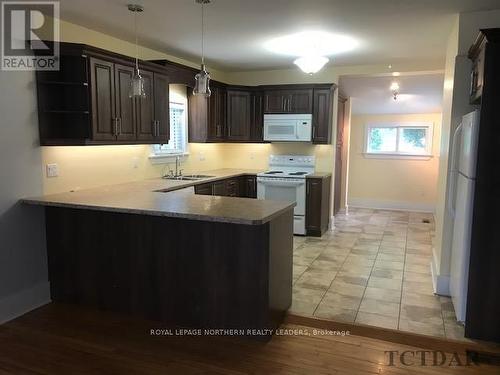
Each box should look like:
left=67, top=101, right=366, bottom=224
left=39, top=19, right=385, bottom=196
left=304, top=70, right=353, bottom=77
left=290, top=208, right=468, bottom=341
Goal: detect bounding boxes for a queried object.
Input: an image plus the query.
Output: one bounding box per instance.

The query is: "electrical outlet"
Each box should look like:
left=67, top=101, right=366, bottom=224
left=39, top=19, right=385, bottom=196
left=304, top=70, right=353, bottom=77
left=46, top=163, right=58, bottom=178
left=250, top=152, right=255, bottom=160
left=132, top=156, right=139, bottom=169
left=199, top=152, right=206, bottom=161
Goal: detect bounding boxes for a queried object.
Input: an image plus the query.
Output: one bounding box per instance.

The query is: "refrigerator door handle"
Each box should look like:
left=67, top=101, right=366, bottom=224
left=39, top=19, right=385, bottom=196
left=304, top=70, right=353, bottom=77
left=447, top=123, right=463, bottom=218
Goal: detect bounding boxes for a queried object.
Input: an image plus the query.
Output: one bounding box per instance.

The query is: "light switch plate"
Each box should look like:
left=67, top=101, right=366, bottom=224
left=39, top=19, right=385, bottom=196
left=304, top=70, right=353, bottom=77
left=46, top=163, right=59, bottom=178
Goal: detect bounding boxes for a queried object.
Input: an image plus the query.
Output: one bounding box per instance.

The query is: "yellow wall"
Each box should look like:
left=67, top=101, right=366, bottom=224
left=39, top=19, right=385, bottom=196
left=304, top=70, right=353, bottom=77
left=347, top=113, right=442, bottom=211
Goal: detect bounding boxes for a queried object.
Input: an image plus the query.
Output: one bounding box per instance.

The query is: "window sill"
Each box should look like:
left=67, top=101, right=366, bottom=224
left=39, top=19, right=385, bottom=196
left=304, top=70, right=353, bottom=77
left=362, top=152, right=433, bottom=160
left=149, top=152, right=190, bottom=165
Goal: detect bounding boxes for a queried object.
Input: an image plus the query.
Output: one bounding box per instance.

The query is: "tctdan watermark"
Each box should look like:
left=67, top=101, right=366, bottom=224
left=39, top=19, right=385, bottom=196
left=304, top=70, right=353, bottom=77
left=385, top=350, right=478, bottom=367
left=1, top=1, right=59, bottom=70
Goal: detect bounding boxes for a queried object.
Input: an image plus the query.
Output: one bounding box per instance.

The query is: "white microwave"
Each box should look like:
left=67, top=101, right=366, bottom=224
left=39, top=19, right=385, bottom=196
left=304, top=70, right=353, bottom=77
left=263, top=114, right=312, bottom=142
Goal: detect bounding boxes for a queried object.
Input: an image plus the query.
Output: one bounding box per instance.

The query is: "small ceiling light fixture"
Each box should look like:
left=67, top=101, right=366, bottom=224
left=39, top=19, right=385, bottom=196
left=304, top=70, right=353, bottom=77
left=193, top=0, right=211, bottom=98
left=390, top=81, right=400, bottom=100
left=294, top=55, right=329, bottom=75
left=128, top=4, right=146, bottom=99
left=392, top=71, right=401, bottom=77
left=265, top=31, right=358, bottom=75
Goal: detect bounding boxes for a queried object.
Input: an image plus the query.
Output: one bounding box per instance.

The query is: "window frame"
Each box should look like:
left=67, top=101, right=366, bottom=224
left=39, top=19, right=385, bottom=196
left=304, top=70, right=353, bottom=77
left=149, top=101, right=189, bottom=164
left=363, top=122, right=434, bottom=159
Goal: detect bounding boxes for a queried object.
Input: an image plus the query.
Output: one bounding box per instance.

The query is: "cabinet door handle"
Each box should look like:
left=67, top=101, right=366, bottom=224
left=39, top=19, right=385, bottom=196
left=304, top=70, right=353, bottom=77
left=152, top=120, right=156, bottom=137
left=112, top=118, right=118, bottom=136
left=117, top=118, right=122, bottom=135
left=312, top=125, right=316, bottom=139
left=156, top=121, right=160, bottom=137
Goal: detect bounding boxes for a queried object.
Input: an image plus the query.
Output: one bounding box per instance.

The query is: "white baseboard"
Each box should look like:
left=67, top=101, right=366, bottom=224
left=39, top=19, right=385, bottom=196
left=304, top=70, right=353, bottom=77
left=329, top=215, right=335, bottom=230
left=0, top=282, right=51, bottom=324
left=431, top=258, right=450, bottom=296
left=347, top=198, right=435, bottom=213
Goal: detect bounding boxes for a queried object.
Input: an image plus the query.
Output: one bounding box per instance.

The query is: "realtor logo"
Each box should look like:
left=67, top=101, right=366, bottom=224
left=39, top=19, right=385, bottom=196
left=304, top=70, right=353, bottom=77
left=1, top=1, right=59, bottom=70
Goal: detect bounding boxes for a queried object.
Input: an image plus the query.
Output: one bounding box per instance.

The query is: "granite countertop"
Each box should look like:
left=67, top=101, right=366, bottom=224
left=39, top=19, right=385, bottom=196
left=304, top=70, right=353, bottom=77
left=22, top=169, right=296, bottom=225
left=307, top=172, right=332, bottom=178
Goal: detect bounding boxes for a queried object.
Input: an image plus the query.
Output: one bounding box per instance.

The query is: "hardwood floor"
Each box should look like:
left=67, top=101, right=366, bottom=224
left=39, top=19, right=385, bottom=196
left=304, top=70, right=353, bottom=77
left=0, top=304, right=498, bottom=374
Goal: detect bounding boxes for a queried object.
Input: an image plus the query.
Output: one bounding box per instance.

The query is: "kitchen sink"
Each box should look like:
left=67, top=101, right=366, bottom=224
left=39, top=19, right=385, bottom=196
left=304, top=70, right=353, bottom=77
left=182, top=174, right=214, bottom=179
left=162, top=174, right=214, bottom=181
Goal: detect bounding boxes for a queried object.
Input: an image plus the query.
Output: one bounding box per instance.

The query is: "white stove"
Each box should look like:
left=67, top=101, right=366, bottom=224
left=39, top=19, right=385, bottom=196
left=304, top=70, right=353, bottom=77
left=257, top=155, right=315, bottom=235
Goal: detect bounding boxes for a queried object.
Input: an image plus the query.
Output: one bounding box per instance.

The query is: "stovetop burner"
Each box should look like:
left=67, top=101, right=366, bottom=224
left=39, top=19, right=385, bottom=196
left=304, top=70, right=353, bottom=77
left=264, top=171, right=283, bottom=174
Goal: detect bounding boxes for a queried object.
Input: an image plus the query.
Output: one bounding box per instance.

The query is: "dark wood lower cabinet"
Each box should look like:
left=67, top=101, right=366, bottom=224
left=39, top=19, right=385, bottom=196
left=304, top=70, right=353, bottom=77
left=45, top=206, right=293, bottom=339
left=194, top=175, right=256, bottom=198
left=240, top=175, right=257, bottom=198
left=306, top=176, right=331, bottom=237
left=193, top=182, right=213, bottom=196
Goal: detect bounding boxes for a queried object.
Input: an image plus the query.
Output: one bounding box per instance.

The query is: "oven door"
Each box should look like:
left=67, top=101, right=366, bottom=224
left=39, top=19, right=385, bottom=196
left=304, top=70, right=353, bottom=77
left=256, top=177, right=305, bottom=215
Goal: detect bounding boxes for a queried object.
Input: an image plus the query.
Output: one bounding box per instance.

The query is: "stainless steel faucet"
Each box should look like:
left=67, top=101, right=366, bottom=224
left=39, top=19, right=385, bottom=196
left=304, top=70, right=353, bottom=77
left=175, top=156, right=182, bottom=177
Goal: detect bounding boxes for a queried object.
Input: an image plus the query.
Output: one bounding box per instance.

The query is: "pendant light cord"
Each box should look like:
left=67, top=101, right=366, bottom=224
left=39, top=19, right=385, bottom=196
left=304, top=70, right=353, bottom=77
left=201, top=2, right=205, bottom=65
left=134, top=9, right=139, bottom=71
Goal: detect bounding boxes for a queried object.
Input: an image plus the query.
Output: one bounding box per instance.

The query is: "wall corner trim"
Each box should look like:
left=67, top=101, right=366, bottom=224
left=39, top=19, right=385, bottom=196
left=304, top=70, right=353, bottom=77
left=0, top=282, right=51, bottom=325
left=431, top=258, right=450, bottom=296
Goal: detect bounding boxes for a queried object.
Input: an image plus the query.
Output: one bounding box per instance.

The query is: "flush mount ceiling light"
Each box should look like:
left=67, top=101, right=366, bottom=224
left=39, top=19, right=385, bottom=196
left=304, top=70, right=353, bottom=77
left=294, top=56, right=329, bottom=75
left=193, top=0, right=211, bottom=98
left=390, top=81, right=400, bottom=100
left=265, top=31, right=358, bottom=75
left=265, top=31, right=358, bottom=57
left=128, top=4, right=146, bottom=99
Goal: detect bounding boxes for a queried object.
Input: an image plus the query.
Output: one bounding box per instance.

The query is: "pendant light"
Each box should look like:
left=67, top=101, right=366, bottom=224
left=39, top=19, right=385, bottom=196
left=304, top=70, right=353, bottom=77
left=193, top=0, right=211, bottom=98
left=390, top=81, right=400, bottom=101
left=128, top=4, right=146, bottom=99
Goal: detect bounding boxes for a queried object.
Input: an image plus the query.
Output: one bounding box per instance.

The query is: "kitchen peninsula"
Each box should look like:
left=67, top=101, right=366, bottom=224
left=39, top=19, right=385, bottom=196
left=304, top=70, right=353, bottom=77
left=23, top=169, right=294, bottom=339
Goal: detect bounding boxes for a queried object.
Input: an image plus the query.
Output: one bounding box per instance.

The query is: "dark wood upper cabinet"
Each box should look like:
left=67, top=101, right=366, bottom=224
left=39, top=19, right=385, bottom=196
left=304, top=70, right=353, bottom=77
left=289, top=89, right=313, bottom=113
left=312, top=87, right=333, bottom=144
left=306, top=176, right=331, bottom=237
left=136, top=70, right=155, bottom=141
left=469, top=32, right=487, bottom=105
left=264, top=88, right=313, bottom=114
left=37, top=42, right=336, bottom=146
left=114, top=64, right=137, bottom=141
left=226, top=89, right=252, bottom=141
left=208, top=85, right=227, bottom=141
left=250, top=91, right=264, bottom=142
left=187, top=82, right=227, bottom=142
left=264, top=90, right=288, bottom=113
left=153, top=73, right=170, bottom=142
left=37, top=42, right=171, bottom=146
left=187, top=88, right=209, bottom=142
left=136, top=71, right=170, bottom=143
left=90, top=57, right=116, bottom=141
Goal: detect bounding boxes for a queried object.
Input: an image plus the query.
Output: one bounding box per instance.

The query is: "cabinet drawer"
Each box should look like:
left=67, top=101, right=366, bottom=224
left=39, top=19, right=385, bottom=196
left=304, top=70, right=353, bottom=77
left=194, top=182, right=213, bottom=195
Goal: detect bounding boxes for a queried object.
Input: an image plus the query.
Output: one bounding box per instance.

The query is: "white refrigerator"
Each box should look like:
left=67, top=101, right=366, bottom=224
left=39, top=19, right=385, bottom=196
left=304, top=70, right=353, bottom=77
left=448, top=110, right=480, bottom=323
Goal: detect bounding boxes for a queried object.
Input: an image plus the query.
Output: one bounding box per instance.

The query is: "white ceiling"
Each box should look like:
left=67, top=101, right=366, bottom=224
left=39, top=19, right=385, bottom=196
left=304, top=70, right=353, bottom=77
left=59, top=0, right=500, bottom=71
left=340, top=74, right=444, bottom=115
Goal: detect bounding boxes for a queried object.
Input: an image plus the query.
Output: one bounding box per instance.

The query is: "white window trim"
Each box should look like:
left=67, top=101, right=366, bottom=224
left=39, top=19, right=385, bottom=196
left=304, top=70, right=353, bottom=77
left=363, top=122, right=434, bottom=160
left=149, top=101, right=189, bottom=164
